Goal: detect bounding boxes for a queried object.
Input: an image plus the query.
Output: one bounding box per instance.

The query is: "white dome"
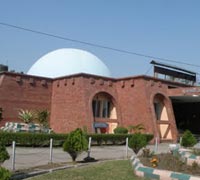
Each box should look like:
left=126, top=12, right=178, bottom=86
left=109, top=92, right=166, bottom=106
left=27, top=48, right=111, bottom=78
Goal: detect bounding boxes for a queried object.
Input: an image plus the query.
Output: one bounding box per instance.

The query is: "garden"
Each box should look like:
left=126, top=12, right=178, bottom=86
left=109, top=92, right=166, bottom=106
left=0, top=110, right=154, bottom=180
left=133, top=130, right=200, bottom=179
left=1, top=109, right=200, bottom=179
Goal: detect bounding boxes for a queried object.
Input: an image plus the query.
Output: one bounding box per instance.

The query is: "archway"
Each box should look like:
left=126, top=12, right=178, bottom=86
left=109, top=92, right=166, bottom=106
left=92, top=92, right=118, bottom=134
left=153, top=94, right=173, bottom=141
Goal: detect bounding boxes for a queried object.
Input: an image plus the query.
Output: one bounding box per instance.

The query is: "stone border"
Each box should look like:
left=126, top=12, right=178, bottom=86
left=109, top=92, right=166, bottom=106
left=130, top=155, right=200, bottom=180
left=178, top=149, right=200, bottom=166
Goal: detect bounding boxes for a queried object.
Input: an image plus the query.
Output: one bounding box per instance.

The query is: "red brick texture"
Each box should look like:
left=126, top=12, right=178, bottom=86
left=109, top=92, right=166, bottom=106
left=1, top=72, right=193, bottom=142
left=0, top=72, right=52, bottom=127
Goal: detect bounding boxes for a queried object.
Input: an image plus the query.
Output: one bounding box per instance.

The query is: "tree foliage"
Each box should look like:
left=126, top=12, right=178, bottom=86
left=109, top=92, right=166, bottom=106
left=181, top=130, right=197, bottom=147
left=0, top=167, right=11, bottom=180
left=128, top=133, right=147, bottom=154
left=18, top=109, right=35, bottom=124
left=113, top=126, right=128, bottom=134
left=0, top=142, right=10, bottom=165
left=35, top=109, right=50, bottom=128
left=63, top=128, right=88, bottom=162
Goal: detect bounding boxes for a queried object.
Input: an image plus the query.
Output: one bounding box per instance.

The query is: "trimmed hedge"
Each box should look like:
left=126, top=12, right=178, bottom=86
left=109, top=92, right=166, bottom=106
left=113, top=127, right=128, bottom=134
left=0, top=132, right=68, bottom=147
left=88, top=133, right=153, bottom=146
left=0, top=131, right=154, bottom=147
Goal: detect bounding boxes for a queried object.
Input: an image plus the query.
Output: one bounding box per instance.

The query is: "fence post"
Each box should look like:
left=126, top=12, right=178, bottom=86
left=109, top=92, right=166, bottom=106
left=179, top=137, right=182, bottom=146
left=154, top=137, right=158, bottom=153
left=88, top=137, right=92, bottom=157
left=49, top=138, right=53, bottom=163
left=12, top=141, right=16, bottom=171
left=125, top=137, right=128, bottom=159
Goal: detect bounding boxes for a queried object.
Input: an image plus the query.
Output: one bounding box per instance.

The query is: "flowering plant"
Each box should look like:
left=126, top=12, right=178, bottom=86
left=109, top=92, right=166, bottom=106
left=150, top=156, right=159, bottom=167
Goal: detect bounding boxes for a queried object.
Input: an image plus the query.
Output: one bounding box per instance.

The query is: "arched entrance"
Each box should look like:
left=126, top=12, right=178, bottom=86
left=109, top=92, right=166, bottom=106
left=92, top=92, right=118, bottom=134
left=153, top=94, right=173, bottom=141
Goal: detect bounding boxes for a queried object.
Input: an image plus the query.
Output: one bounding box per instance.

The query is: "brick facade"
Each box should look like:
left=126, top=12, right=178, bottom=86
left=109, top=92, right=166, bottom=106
left=0, top=72, right=195, bottom=142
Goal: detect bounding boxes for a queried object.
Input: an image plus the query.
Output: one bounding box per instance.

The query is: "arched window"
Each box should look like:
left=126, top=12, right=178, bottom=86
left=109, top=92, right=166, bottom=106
left=153, top=94, right=173, bottom=141
left=92, top=93, right=117, bottom=119
left=154, top=94, right=169, bottom=121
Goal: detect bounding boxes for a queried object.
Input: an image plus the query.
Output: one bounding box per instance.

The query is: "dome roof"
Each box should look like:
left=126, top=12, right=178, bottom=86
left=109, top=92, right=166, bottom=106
left=27, top=48, right=111, bottom=78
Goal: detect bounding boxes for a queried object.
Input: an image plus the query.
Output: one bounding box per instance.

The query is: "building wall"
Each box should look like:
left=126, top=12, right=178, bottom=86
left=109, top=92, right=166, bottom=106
left=50, top=75, right=120, bottom=133
left=0, top=73, right=52, bottom=127
left=115, top=78, right=152, bottom=131
left=114, top=77, right=177, bottom=142
left=0, top=72, right=184, bottom=142
left=49, top=74, right=178, bottom=142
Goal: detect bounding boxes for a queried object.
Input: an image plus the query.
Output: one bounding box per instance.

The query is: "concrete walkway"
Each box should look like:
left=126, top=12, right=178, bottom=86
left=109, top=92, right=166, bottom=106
left=2, top=143, right=170, bottom=171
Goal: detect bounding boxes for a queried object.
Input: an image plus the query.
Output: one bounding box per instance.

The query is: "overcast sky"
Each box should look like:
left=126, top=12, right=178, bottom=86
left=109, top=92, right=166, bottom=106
left=1, top=0, right=200, bottom=78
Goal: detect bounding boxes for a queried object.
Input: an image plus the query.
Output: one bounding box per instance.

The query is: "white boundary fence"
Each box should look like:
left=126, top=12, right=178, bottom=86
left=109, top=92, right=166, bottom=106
left=6, top=137, right=131, bottom=171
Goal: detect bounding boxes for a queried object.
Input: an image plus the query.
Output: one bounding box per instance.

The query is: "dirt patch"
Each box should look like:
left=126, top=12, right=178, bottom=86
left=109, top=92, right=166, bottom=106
left=139, top=153, right=200, bottom=177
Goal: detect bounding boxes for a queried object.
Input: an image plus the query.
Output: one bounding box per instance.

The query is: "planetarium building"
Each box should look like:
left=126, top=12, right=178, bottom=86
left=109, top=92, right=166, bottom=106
left=0, top=48, right=200, bottom=142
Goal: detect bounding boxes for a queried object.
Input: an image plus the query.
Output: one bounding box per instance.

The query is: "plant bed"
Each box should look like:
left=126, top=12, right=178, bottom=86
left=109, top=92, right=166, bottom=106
left=139, top=153, right=200, bottom=177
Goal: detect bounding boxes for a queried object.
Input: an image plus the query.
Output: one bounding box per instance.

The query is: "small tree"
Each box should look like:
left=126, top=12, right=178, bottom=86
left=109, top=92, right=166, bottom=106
left=0, top=142, right=10, bottom=166
left=0, top=142, right=11, bottom=180
left=18, top=109, right=35, bottom=124
left=35, top=109, right=50, bottom=128
left=181, top=130, right=197, bottom=147
left=114, top=126, right=128, bottom=134
left=128, top=133, right=147, bottom=154
left=0, top=167, right=11, bottom=180
left=63, top=128, right=88, bottom=162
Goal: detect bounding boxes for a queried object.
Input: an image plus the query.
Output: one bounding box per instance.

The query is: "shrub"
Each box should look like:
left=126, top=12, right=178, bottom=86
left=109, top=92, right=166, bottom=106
left=0, top=167, right=11, bottom=180
left=0, top=132, right=68, bottom=147
left=0, top=131, right=153, bottom=147
left=113, top=127, right=128, bottom=134
left=35, top=109, right=50, bottom=128
left=181, top=130, right=197, bottom=147
left=63, top=128, right=88, bottom=162
left=18, top=109, right=35, bottom=124
left=88, top=134, right=128, bottom=145
left=0, top=142, right=10, bottom=165
left=128, top=133, right=147, bottom=154
left=145, top=134, right=154, bottom=142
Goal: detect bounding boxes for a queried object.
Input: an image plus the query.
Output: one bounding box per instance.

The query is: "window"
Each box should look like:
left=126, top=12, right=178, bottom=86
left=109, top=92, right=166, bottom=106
left=92, top=94, right=113, bottom=118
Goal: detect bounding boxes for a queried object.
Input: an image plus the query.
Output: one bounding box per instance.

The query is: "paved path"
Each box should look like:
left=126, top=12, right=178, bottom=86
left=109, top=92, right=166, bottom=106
left=2, top=143, right=170, bottom=171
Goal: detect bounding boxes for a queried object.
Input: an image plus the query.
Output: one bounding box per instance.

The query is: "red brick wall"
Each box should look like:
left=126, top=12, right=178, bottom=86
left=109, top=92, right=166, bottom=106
left=50, top=75, right=120, bottom=133
left=0, top=72, right=181, bottom=142
left=0, top=73, right=52, bottom=127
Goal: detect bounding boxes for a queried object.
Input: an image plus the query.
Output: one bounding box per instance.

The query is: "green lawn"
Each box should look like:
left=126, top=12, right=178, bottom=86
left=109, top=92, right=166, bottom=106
left=28, top=160, right=148, bottom=180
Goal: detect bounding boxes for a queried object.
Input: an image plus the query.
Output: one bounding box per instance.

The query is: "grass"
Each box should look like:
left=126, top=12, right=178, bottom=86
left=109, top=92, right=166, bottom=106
left=28, top=160, right=148, bottom=180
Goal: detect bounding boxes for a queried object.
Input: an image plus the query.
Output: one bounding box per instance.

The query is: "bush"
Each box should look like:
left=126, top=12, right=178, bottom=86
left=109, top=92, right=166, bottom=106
left=0, top=131, right=154, bottom=147
left=145, top=134, right=154, bottom=142
left=18, top=109, right=35, bottom=123
left=181, top=130, right=197, bottom=147
left=128, top=133, right=148, bottom=154
left=0, top=167, right=11, bottom=180
left=0, top=142, right=10, bottom=165
left=113, top=127, right=128, bottom=134
left=35, top=109, right=50, bottom=128
left=63, top=128, right=88, bottom=162
left=88, top=134, right=128, bottom=145
left=0, top=132, right=68, bottom=147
